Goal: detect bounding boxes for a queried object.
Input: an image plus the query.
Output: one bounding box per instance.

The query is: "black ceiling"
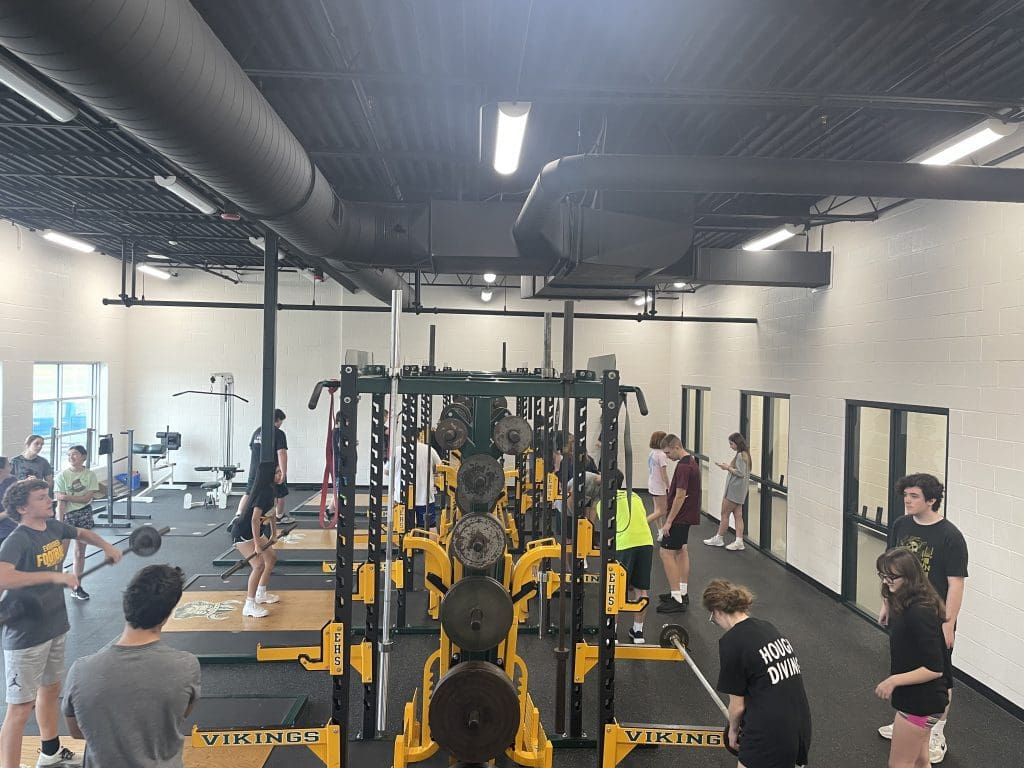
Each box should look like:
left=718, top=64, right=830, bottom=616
left=2, top=0, right=1024, bottom=275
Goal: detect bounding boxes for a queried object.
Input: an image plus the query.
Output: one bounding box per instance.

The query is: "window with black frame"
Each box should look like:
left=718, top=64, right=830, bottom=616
left=680, top=385, right=710, bottom=513
left=841, top=401, right=948, bottom=620
left=739, top=391, right=790, bottom=561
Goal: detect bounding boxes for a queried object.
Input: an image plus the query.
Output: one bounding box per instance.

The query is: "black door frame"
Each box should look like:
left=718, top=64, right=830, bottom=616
left=739, top=390, right=790, bottom=562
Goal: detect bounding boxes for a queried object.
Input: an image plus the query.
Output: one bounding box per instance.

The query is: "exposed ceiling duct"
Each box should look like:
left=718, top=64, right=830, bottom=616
left=0, top=0, right=415, bottom=305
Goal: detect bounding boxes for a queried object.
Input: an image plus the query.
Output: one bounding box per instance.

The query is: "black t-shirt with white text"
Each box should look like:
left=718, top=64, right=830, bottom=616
left=717, top=617, right=811, bottom=768
left=888, top=516, right=968, bottom=602
left=888, top=602, right=948, bottom=715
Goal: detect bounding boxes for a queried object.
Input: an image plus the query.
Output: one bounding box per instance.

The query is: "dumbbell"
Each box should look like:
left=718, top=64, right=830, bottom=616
left=660, top=624, right=740, bottom=756
left=0, top=524, right=170, bottom=626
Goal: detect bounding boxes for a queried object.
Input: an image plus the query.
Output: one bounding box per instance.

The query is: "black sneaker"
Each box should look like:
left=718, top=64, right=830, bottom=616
left=628, top=627, right=645, bottom=644
left=71, top=587, right=90, bottom=601
left=656, top=594, right=688, bottom=613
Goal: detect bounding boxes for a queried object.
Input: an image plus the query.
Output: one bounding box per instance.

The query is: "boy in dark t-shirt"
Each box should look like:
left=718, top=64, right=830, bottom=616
left=879, top=473, right=967, bottom=764
left=0, top=479, right=122, bottom=767
left=655, top=434, right=701, bottom=613
left=236, top=409, right=291, bottom=524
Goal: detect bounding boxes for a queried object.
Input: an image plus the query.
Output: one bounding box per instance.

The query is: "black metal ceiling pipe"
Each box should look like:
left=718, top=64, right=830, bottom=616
left=0, top=0, right=415, bottom=304
left=514, top=153, right=1024, bottom=248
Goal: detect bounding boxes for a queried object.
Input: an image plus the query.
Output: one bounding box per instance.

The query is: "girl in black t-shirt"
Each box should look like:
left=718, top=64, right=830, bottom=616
left=231, top=466, right=284, bottom=618
left=874, top=549, right=948, bottom=768
left=703, top=579, right=811, bottom=768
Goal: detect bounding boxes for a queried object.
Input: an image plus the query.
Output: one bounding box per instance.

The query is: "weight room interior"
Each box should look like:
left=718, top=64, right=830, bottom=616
left=1, top=1, right=1024, bottom=767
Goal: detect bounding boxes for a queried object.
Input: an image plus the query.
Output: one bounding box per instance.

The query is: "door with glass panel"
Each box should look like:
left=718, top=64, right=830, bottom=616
left=739, top=392, right=790, bottom=561
left=841, top=402, right=948, bottom=620
left=680, top=386, right=710, bottom=513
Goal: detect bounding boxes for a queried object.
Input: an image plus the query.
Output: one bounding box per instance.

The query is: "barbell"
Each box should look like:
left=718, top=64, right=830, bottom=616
left=0, top=524, right=170, bottom=626
left=660, top=623, right=740, bottom=756
left=220, top=523, right=298, bottom=579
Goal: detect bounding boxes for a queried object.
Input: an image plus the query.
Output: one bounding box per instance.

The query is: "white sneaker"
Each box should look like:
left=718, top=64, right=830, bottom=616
left=255, top=592, right=280, bottom=604
left=36, top=746, right=80, bottom=766
left=877, top=722, right=893, bottom=739
left=929, top=733, right=947, bottom=763
left=243, top=602, right=269, bottom=618
left=703, top=534, right=725, bottom=547
left=725, top=539, right=745, bottom=551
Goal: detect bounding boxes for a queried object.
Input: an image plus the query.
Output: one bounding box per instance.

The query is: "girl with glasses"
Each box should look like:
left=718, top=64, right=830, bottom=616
left=874, top=549, right=948, bottom=768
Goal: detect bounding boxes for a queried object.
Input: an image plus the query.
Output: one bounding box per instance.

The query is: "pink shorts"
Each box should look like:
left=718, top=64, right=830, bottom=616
left=897, top=711, right=940, bottom=729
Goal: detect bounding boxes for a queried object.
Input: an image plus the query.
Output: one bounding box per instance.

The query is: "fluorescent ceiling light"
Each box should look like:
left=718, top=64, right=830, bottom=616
left=248, top=236, right=265, bottom=251
left=632, top=295, right=651, bottom=307
left=137, top=264, right=171, bottom=280
left=742, top=224, right=800, bottom=251
left=483, top=272, right=497, bottom=284
left=481, top=289, right=493, bottom=302
left=673, top=281, right=689, bottom=289
left=147, top=253, right=168, bottom=260
left=917, top=119, right=1017, bottom=166
left=0, top=55, right=78, bottom=122
left=494, top=102, right=531, bottom=175
left=153, top=174, right=217, bottom=215
left=43, top=230, right=94, bottom=253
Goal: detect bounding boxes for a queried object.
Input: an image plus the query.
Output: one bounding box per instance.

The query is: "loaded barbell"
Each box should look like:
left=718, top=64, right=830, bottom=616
left=220, top=523, right=299, bottom=579
left=0, top=524, right=170, bottom=626
left=659, top=623, right=740, bottom=756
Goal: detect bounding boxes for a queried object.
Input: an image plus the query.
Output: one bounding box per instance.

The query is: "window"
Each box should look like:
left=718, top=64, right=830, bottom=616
left=32, top=363, right=101, bottom=462
left=841, top=401, right=949, bottom=620
left=680, top=386, right=710, bottom=513
left=740, top=391, right=791, bottom=561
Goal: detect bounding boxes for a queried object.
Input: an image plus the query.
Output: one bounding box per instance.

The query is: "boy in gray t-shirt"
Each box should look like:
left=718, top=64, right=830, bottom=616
left=63, top=564, right=200, bottom=768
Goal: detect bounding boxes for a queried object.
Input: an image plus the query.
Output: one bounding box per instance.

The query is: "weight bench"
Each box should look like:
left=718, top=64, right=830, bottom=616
left=185, top=465, right=244, bottom=510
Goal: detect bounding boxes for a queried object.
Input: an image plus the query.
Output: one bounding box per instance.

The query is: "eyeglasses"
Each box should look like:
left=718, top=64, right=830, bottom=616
left=708, top=612, right=716, bottom=624
left=877, top=572, right=902, bottom=584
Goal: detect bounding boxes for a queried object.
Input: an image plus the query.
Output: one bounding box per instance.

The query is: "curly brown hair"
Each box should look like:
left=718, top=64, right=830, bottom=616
left=2, top=478, right=49, bottom=522
left=702, top=578, right=755, bottom=615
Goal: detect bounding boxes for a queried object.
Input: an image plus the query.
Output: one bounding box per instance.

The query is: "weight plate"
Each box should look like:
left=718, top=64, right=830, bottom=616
left=436, top=418, right=469, bottom=451
left=442, top=402, right=472, bottom=424
left=128, top=525, right=164, bottom=557
left=450, top=513, right=507, bottom=571
left=490, top=396, right=508, bottom=411
left=452, top=395, right=473, bottom=408
left=440, top=575, right=514, bottom=651
left=492, top=415, right=533, bottom=456
left=428, top=660, right=520, bottom=763
left=659, top=623, right=690, bottom=650
left=455, top=454, right=504, bottom=513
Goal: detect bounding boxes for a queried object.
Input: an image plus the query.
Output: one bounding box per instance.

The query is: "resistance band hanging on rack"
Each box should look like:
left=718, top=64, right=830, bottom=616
left=319, top=385, right=340, bottom=529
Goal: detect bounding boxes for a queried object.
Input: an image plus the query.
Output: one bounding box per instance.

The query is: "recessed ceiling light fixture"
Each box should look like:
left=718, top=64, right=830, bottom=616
left=742, top=224, right=800, bottom=251
left=917, top=119, right=1017, bottom=166
left=0, top=54, right=78, bottom=122
left=153, top=174, right=217, bottom=215
left=43, top=230, right=94, bottom=252
left=494, top=102, right=531, bottom=175
left=137, top=264, right=172, bottom=280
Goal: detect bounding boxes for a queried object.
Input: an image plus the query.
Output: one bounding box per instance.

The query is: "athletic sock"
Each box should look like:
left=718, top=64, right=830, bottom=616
left=679, top=582, right=688, bottom=596
left=632, top=621, right=644, bottom=632
left=245, top=597, right=256, bottom=609
left=671, top=590, right=683, bottom=603
left=256, top=586, right=267, bottom=598
left=41, top=737, right=60, bottom=756
left=931, top=719, right=947, bottom=739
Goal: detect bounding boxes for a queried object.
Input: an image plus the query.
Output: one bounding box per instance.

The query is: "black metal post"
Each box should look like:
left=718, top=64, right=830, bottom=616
left=597, top=370, right=622, bottom=761
left=568, top=395, right=587, bottom=738
left=554, top=301, right=574, bottom=735
left=362, top=392, right=385, bottom=738
left=129, top=241, right=137, bottom=299
left=333, top=365, right=358, bottom=767
left=258, top=231, right=279, bottom=484
left=397, top=392, right=417, bottom=628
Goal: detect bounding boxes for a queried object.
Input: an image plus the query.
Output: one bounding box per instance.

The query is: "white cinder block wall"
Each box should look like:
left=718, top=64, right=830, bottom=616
left=673, top=197, right=1024, bottom=708
left=0, top=223, right=129, bottom=460
left=121, top=271, right=345, bottom=484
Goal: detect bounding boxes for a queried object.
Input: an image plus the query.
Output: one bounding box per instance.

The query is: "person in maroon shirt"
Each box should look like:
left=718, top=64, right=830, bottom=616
left=655, top=434, right=701, bottom=614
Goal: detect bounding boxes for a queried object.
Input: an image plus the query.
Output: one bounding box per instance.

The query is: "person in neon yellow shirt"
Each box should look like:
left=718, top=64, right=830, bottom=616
left=595, top=468, right=654, bottom=644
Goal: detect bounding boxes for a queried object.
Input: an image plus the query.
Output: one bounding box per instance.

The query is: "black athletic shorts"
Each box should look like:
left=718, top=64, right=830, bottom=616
left=943, top=644, right=954, bottom=689
left=659, top=524, right=691, bottom=551
left=618, top=545, right=653, bottom=590
left=245, top=480, right=289, bottom=499
left=232, top=522, right=271, bottom=544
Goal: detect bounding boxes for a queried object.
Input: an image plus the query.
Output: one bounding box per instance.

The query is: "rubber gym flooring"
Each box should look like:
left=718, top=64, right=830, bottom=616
left=0, top=486, right=1019, bottom=767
